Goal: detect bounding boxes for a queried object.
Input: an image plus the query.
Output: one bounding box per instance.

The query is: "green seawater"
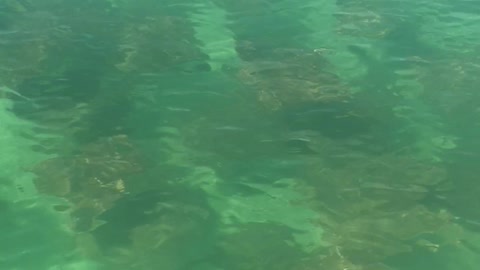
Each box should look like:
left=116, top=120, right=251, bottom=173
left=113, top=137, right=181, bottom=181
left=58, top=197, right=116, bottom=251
left=1, top=0, right=480, bottom=269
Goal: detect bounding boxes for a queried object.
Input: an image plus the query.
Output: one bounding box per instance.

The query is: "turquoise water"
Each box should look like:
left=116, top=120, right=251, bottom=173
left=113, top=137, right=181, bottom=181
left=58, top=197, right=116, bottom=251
left=1, top=0, right=480, bottom=269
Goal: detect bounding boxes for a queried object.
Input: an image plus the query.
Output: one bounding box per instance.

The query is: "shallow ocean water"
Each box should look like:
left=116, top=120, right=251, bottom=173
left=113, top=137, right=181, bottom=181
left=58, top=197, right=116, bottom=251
left=1, top=0, right=480, bottom=269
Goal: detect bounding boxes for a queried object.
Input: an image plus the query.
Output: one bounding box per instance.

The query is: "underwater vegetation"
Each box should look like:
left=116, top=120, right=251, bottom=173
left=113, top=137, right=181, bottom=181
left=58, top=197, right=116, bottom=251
left=1, top=0, right=480, bottom=270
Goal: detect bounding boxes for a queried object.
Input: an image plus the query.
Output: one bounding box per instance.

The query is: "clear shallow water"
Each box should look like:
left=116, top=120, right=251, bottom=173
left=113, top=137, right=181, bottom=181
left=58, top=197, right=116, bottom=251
left=1, top=0, right=480, bottom=269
